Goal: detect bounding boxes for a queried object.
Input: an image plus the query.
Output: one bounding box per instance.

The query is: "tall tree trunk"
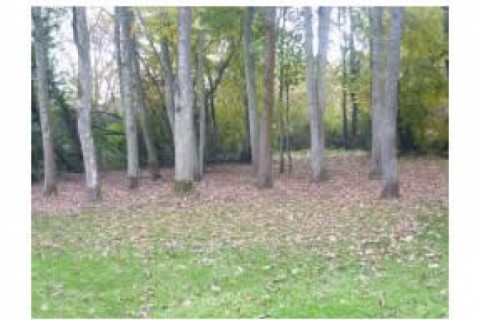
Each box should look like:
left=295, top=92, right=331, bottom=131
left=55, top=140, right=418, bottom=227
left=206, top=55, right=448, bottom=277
left=316, top=7, right=332, bottom=181
left=131, top=37, right=160, bottom=180
left=340, top=8, right=349, bottom=150
left=73, top=7, right=101, bottom=201
left=278, top=7, right=286, bottom=174
left=286, top=77, right=292, bottom=173
left=370, top=7, right=384, bottom=177
left=257, top=7, right=276, bottom=188
left=349, top=8, right=359, bottom=145
left=197, top=31, right=206, bottom=178
left=243, top=7, right=260, bottom=175
left=117, top=7, right=139, bottom=189
left=174, top=7, right=195, bottom=187
left=304, top=7, right=321, bottom=182
left=380, top=7, right=404, bottom=199
left=32, top=7, right=57, bottom=196
left=243, top=92, right=252, bottom=162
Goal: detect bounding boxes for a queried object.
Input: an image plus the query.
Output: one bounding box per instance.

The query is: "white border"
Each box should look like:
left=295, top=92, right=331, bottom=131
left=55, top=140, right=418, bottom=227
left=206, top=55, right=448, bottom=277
left=3, top=1, right=480, bottom=320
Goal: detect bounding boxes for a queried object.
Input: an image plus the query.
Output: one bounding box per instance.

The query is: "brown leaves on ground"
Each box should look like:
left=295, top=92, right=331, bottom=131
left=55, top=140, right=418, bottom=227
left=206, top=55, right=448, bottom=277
left=32, top=152, right=448, bottom=257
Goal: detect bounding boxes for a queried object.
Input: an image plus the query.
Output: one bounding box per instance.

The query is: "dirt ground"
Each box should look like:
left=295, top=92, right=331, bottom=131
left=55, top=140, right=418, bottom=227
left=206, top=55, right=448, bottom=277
left=32, top=152, right=448, bottom=216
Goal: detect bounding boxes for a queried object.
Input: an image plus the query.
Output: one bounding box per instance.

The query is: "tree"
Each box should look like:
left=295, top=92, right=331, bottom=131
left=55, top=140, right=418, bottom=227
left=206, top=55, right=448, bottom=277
left=307, top=7, right=331, bottom=183
left=304, top=7, right=320, bottom=182
left=243, top=7, right=260, bottom=175
left=349, top=8, right=360, bottom=145
left=278, top=7, right=287, bottom=174
left=131, top=36, right=160, bottom=180
left=339, top=7, right=349, bottom=150
left=257, top=7, right=276, bottom=188
left=380, top=7, right=404, bottom=198
left=72, top=7, right=101, bottom=201
left=32, top=7, right=57, bottom=196
left=369, top=7, right=384, bottom=177
left=117, top=7, right=140, bottom=188
left=174, top=7, right=196, bottom=188
left=197, top=31, right=206, bottom=178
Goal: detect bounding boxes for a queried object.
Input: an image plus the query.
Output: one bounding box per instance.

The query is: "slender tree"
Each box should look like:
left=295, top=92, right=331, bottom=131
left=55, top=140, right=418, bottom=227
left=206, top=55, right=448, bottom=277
left=339, top=8, right=349, bottom=150
left=304, top=7, right=321, bottom=182
left=278, top=7, right=287, bottom=174
left=257, top=7, right=276, bottom=188
left=305, top=7, right=331, bottom=183
left=117, top=7, right=139, bottom=188
left=174, top=7, right=196, bottom=188
left=349, top=8, right=359, bottom=144
left=131, top=36, right=160, bottom=180
left=32, top=7, right=57, bottom=196
left=72, top=7, right=101, bottom=201
left=370, top=7, right=384, bottom=177
left=197, top=31, right=206, bottom=177
left=243, top=7, right=260, bottom=175
left=380, top=7, right=404, bottom=198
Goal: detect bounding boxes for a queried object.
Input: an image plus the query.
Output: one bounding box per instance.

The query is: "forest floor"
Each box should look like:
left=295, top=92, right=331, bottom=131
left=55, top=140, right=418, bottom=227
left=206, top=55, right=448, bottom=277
left=31, top=151, right=448, bottom=318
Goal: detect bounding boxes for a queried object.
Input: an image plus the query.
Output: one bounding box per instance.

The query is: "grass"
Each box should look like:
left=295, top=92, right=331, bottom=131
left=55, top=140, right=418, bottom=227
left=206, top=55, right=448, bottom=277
left=32, top=205, right=447, bottom=318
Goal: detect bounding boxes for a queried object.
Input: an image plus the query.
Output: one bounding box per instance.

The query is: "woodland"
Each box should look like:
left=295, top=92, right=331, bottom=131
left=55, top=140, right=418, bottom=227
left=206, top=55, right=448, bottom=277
left=31, top=6, right=448, bottom=318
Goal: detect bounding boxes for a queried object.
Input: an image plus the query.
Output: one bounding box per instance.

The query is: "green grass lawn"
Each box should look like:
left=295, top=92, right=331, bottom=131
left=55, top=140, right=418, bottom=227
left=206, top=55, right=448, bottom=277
left=32, top=204, right=447, bottom=318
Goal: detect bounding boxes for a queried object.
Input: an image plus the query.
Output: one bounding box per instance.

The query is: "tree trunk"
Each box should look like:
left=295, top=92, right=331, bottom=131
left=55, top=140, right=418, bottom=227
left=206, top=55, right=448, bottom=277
left=131, top=36, right=160, bottom=180
left=286, top=78, right=292, bottom=173
left=380, top=7, right=404, bottom=199
left=197, top=32, right=206, bottom=178
left=317, top=7, right=331, bottom=166
left=304, top=7, right=321, bottom=182
left=174, top=7, right=195, bottom=188
left=370, top=7, right=384, bottom=178
left=349, top=8, right=359, bottom=145
left=32, top=7, right=57, bottom=196
left=340, top=7, right=349, bottom=150
left=305, top=6, right=331, bottom=182
left=73, top=7, right=101, bottom=201
left=278, top=7, right=287, bottom=174
left=243, top=7, right=260, bottom=176
left=117, top=7, right=139, bottom=189
left=257, top=7, right=276, bottom=188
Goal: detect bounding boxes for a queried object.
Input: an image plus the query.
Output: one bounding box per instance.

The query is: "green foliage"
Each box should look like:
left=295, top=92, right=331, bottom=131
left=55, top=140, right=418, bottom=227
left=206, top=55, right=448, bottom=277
left=398, top=7, right=448, bottom=154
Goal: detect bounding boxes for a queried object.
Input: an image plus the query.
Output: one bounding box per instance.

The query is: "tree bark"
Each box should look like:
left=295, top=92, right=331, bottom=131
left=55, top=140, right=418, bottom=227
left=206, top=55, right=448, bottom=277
left=174, top=7, right=195, bottom=187
left=380, top=7, right=404, bottom=199
left=349, top=8, right=359, bottom=144
left=317, top=7, right=331, bottom=173
left=257, top=7, right=276, bottom=188
left=197, top=32, right=206, bottom=178
left=278, top=7, right=287, bottom=174
left=131, top=36, right=160, bottom=180
left=370, top=7, right=384, bottom=177
left=310, top=7, right=331, bottom=182
left=117, top=7, right=139, bottom=189
left=73, top=7, right=101, bottom=201
left=305, top=7, right=318, bottom=182
left=340, top=8, right=349, bottom=150
left=33, top=7, right=57, bottom=196
left=243, top=7, right=260, bottom=175
left=285, top=73, right=292, bottom=173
